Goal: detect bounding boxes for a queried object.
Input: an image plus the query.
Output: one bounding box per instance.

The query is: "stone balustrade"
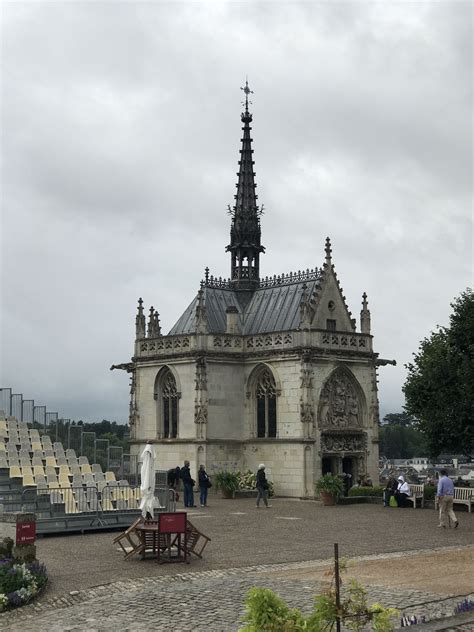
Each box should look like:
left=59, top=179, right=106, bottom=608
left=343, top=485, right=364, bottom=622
left=135, top=330, right=372, bottom=358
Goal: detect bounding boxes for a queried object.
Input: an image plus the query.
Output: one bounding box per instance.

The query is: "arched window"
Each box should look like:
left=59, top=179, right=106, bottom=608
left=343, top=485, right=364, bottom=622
left=256, top=368, right=277, bottom=438
left=158, top=368, right=178, bottom=438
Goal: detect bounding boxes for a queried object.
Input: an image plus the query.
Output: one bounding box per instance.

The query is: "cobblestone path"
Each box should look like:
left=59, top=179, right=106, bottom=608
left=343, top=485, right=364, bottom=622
left=1, top=549, right=473, bottom=631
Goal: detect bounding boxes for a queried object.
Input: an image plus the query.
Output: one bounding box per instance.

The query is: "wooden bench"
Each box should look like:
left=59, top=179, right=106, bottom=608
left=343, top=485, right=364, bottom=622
left=405, top=483, right=424, bottom=508
left=435, top=487, right=474, bottom=513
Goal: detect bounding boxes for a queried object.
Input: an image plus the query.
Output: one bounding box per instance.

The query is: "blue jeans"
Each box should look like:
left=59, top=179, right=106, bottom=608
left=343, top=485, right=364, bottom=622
left=199, top=486, right=208, bottom=506
left=184, top=484, right=194, bottom=507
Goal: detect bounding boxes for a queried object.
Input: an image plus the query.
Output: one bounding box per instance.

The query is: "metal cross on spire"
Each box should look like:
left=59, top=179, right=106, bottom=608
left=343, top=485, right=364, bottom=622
left=240, top=78, right=253, bottom=110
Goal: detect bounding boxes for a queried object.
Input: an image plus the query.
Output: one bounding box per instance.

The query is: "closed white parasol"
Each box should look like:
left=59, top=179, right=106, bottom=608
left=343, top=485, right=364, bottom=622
left=139, top=441, right=156, bottom=519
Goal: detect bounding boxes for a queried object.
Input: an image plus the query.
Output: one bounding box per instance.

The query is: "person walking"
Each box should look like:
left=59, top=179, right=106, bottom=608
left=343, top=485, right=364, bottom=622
left=180, top=460, right=196, bottom=508
left=198, top=464, right=211, bottom=507
left=256, top=463, right=271, bottom=508
left=437, top=469, right=459, bottom=528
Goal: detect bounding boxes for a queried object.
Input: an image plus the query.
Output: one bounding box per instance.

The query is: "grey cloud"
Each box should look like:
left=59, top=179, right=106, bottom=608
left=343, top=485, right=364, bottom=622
left=1, top=2, right=471, bottom=422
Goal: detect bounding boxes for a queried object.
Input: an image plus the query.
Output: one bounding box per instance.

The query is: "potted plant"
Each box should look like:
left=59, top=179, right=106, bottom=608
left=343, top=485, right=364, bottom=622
left=214, top=471, right=240, bottom=499
left=315, top=473, right=345, bottom=506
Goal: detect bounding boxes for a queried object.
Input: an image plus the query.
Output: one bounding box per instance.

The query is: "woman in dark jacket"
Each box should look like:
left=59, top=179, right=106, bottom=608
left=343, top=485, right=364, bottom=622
left=256, top=464, right=271, bottom=508
left=383, top=476, right=398, bottom=507
left=198, top=464, right=211, bottom=507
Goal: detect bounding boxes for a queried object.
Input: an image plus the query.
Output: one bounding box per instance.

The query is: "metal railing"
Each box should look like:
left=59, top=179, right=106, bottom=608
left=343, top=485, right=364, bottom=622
left=20, top=484, right=176, bottom=524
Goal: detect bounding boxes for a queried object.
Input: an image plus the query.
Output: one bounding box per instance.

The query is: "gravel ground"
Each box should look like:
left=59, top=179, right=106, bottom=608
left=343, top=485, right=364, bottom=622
left=0, top=496, right=473, bottom=630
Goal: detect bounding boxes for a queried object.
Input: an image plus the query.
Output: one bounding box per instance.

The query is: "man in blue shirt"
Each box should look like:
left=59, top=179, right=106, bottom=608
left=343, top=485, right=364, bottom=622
left=437, top=469, right=459, bottom=528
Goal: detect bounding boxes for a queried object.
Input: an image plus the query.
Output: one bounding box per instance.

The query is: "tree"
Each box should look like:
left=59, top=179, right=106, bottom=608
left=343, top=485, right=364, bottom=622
left=403, top=289, right=474, bottom=458
left=382, top=412, right=416, bottom=427
left=379, top=421, right=428, bottom=459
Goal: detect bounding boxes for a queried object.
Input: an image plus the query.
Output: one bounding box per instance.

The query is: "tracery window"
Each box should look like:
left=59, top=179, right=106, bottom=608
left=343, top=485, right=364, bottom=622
left=160, top=369, right=178, bottom=438
left=256, top=368, right=277, bottom=438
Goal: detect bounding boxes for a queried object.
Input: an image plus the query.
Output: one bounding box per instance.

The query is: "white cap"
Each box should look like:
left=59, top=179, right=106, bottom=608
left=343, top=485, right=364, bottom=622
left=258, top=463, right=265, bottom=470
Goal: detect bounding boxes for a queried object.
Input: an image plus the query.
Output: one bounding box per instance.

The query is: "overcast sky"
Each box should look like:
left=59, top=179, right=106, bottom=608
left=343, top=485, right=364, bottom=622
left=1, top=1, right=472, bottom=424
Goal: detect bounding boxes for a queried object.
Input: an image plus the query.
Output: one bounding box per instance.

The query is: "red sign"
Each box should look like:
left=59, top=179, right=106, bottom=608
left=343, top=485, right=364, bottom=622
left=159, top=512, right=186, bottom=533
left=16, top=521, right=36, bottom=545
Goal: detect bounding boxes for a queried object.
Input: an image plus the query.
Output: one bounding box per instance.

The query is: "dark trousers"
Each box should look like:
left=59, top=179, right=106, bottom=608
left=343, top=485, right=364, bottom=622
left=395, top=491, right=409, bottom=507
left=184, top=483, right=194, bottom=507
left=199, top=486, right=208, bottom=506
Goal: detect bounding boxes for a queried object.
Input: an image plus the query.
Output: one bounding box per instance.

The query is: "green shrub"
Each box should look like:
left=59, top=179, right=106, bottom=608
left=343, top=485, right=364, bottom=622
left=315, top=474, right=345, bottom=502
left=348, top=486, right=384, bottom=497
left=240, top=577, right=398, bottom=631
left=240, top=587, right=305, bottom=631
left=423, top=485, right=436, bottom=501
left=214, top=471, right=240, bottom=493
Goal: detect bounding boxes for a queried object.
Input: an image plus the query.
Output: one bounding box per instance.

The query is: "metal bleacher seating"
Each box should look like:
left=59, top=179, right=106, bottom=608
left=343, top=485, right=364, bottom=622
left=9, top=465, right=22, bottom=479
left=0, top=416, right=148, bottom=524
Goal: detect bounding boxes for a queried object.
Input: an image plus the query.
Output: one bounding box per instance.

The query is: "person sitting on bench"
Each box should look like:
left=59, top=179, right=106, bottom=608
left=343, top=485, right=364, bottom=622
left=394, top=475, right=411, bottom=507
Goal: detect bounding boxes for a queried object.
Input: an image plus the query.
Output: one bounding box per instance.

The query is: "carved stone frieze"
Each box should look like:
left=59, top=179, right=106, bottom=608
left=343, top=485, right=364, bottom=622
left=319, top=371, right=361, bottom=429
left=320, top=433, right=367, bottom=453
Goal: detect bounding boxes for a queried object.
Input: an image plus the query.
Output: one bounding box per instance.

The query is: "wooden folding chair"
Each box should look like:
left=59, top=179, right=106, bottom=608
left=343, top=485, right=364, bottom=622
left=185, top=519, right=211, bottom=559
left=113, top=517, right=144, bottom=559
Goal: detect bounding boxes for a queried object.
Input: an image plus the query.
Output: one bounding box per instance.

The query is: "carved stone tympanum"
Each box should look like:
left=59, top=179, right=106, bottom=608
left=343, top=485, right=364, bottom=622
left=319, top=370, right=361, bottom=429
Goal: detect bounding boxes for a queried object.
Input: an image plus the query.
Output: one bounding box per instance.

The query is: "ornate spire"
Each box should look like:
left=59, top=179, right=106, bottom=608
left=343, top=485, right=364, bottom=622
left=360, top=292, right=371, bottom=334
left=146, top=306, right=161, bottom=338
left=226, top=80, right=265, bottom=290
left=325, top=237, right=332, bottom=264
left=135, top=298, right=146, bottom=339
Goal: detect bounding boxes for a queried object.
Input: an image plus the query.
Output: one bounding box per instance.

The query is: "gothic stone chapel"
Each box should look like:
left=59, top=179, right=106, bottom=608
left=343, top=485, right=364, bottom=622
left=115, top=84, right=392, bottom=497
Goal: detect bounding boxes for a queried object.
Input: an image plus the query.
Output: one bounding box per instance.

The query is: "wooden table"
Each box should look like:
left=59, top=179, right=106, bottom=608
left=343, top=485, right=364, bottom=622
left=134, top=512, right=188, bottom=564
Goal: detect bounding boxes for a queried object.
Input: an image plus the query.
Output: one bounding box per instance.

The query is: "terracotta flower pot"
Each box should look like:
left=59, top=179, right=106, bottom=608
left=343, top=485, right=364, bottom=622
left=221, top=488, right=235, bottom=499
left=320, top=491, right=335, bottom=506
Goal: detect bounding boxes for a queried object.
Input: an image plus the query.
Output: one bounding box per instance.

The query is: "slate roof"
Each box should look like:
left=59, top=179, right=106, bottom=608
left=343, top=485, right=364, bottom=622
left=168, top=277, right=321, bottom=336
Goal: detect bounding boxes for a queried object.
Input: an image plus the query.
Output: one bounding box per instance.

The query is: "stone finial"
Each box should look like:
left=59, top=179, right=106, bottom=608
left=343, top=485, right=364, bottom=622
left=135, top=297, right=146, bottom=339
left=147, top=306, right=155, bottom=338
left=325, top=237, right=332, bottom=264
left=360, top=292, right=371, bottom=335
left=195, top=288, right=207, bottom=334
left=153, top=311, right=161, bottom=337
